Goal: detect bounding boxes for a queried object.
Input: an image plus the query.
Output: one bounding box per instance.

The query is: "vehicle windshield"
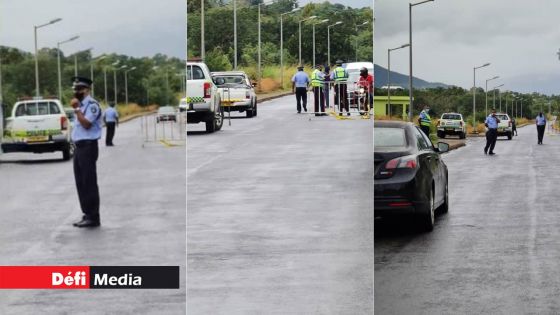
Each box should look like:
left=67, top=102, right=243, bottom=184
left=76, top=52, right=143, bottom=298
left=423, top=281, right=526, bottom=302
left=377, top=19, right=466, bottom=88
left=214, top=75, right=247, bottom=86
left=374, top=127, right=407, bottom=147
left=158, top=106, right=175, bottom=114
left=15, top=102, right=61, bottom=117
left=442, top=114, right=461, bottom=120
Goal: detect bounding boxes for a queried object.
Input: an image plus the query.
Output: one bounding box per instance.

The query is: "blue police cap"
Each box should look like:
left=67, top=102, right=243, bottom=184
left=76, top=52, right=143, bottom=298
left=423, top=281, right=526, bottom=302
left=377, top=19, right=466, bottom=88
left=72, top=76, right=93, bottom=88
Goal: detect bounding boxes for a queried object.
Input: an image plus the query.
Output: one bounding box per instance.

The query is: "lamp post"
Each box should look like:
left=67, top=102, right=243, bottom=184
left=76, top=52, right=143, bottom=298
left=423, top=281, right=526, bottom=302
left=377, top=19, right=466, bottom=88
left=73, top=47, right=93, bottom=77
left=90, top=55, right=106, bottom=99
left=485, top=75, right=499, bottom=115
left=111, top=61, right=122, bottom=105
left=312, top=19, right=329, bottom=67
left=388, top=43, right=410, bottom=117
left=233, top=0, right=237, bottom=69
left=57, top=35, right=79, bottom=100
left=354, top=21, right=368, bottom=62
left=473, top=62, right=490, bottom=129
left=299, top=15, right=317, bottom=65
left=201, top=0, right=205, bottom=60
left=408, top=0, right=434, bottom=122
left=280, top=7, right=301, bottom=88
left=125, top=67, right=136, bottom=106
left=327, top=21, right=342, bottom=67
left=34, top=18, right=62, bottom=98
left=492, top=83, right=504, bottom=111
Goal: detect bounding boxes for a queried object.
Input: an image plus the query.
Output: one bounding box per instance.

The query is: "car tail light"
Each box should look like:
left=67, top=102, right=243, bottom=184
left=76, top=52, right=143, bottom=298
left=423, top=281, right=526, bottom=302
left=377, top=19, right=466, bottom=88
left=389, top=202, right=413, bottom=207
left=246, top=91, right=250, bottom=99
left=61, top=116, right=68, bottom=130
left=203, top=82, right=211, bottom=99
left=379, top=155, right=418, bottom=177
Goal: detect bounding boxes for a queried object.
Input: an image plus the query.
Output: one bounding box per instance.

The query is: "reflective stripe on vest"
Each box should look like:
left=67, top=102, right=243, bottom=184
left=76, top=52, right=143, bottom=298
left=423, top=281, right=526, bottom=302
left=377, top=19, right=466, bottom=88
left=420, top=110, right=431, bottom=126
left=311, top=69, right=323, bottom=87
left=333, top=67, right=347, bottom=82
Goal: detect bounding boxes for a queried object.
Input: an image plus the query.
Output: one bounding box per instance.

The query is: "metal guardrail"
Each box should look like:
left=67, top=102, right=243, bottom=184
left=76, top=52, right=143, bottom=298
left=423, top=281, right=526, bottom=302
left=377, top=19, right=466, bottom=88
left=140, top=112, right=186, bottom=147
left=304, top=80, right=372, bottom=120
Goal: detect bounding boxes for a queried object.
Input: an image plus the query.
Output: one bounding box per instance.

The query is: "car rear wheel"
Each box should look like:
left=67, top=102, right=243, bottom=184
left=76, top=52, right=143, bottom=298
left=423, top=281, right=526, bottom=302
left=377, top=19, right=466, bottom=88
left=206, top=105, right=224, bottom=133
left=420, top=186, right=435, bottom=232
left=62, top=142, right=74, bottom=161
left=460, top=132, right=466, bottom=139
left=507, top=132, right=512, bottom=140
left=246, top=106, right=254, bottom=118
left=437, top=131, right=445, bottom=138
left=253, top=100, right=258, bottom=117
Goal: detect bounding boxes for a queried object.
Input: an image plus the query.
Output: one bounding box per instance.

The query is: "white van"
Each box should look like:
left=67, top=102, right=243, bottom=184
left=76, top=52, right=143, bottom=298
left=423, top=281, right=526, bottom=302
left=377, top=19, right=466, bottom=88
left=343, top=62, right=374, bottom=106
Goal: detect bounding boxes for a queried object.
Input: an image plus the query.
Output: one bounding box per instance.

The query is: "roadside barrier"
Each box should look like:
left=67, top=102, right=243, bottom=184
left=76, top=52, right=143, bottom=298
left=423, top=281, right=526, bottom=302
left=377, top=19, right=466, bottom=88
left=304, top=80, right=372, bottom=121
left=140, top=112, right=185, bottom=147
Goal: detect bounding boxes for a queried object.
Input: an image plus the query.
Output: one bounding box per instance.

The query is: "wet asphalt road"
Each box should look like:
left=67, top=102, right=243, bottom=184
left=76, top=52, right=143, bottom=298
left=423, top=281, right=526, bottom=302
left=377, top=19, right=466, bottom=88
left=0, top=115, right=186, bottom=314
left=375, top=124, right=560, bottom=314
left=187, top=94, right=373, bottom=314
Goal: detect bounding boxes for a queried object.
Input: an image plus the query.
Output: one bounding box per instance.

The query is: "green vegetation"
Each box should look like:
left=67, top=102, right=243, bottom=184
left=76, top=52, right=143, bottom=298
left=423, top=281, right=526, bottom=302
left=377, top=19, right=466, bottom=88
left=187, top=0, right=373, bottom=86
left=0, top=46, right=185, bottom=115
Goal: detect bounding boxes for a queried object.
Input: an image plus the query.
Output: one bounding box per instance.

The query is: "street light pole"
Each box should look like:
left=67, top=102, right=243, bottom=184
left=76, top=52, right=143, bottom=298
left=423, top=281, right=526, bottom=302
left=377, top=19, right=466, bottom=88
left=57, top=35, right=79, bottom=100
left=201, top=0, right=205, bottom=60
left=388, top=44, right=410, bottom=117
left=280, top=8, right=301, bottom=89
left=299, top=15, right=317, bottom=65
left=312, top=19, right=329, bottom=67
left=473, top=63, right=490, bottom=129
left=125, top=67, right=136, bottom=106
left=354, top=21, right=368, bottom=62
left=492, top=84, right=504, bottom=112
left=90, top=55, right=106, bottom=99
left=233, top=0, right=237, bottom=69
left=34, top=18, right=62, bottom=98
left=327, top=21, right=342, bottom=67
left=485, top=75, right=498, bottom=115
left=408, top=0, right=434, bottom=122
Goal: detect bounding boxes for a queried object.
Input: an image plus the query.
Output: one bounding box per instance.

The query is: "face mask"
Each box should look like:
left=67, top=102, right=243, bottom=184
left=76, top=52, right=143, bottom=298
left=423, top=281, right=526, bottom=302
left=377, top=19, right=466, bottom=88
left=74, top=90, right=85, bottom=100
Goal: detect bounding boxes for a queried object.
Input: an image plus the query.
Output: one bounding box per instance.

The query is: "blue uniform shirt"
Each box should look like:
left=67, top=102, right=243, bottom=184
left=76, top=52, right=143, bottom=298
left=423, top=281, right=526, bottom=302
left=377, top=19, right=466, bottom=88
left=104, top=107, right=119, bottom=123
left=485, top=114, right=499, bottom=129
left=536, top=115, right=546, bottom=125
left=292, top=71, right=310, bottom=88
left=72, top=95, right=102, bottom=141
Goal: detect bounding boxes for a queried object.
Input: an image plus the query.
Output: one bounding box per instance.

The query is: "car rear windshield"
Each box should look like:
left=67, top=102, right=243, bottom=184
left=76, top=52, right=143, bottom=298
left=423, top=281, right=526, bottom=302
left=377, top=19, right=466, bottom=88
left=442, top=114, right=461, bottom=120
left=374, top=127, right=407, bottom=147
left=496, top=114, right=509, bottom=120
left=159, top=107, right=175, bottom=113
left=215, top=75, right=246, bottom=86
left=187, top=65, right=205, bottom=80
left=15, top=102, right=61, bottom=117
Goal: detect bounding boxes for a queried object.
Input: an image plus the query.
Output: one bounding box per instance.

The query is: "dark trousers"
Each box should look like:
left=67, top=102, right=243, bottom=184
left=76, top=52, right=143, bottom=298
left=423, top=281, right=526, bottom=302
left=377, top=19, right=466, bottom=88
left=335, top=84, right=348, bottom=112
left=74, top=140, right=100, bottom=222
left=485, top=128, right=498, bottom=153
left=313, top=86, right=325, bottom=114
left=537, top=124, right=546, bottom=143
left=420, top=125, right=430, bottom=137
left=512, top=124, right=517, bottom=135
left=295, top=87, right=307, bottom=112
left=106, top=122, right=116, bottom=145
left=323, top=85, right=330, bottom=108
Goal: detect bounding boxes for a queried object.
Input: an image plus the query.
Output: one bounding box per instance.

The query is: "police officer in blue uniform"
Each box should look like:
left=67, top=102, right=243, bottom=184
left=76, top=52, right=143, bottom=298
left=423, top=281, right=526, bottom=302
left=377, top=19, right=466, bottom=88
left=536, top=112, right=546, bottom=144
left=484, top=108, right=500, bottom=155
left=70, top=76, right=103, bottom=228
left=103, top=102, right=119, bottom=146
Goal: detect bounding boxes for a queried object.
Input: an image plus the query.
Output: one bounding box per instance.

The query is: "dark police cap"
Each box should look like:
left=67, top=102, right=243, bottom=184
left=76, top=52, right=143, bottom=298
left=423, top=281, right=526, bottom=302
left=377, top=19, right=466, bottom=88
left=72, top=76, right=93, bottom=88
left=335, top=59, right=343, bottom=65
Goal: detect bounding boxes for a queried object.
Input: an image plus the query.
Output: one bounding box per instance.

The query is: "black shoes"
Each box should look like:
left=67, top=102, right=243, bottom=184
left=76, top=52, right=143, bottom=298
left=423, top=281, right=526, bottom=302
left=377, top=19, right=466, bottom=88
left=489, top=152, right=496, bottom=155
left=484, top=149, right=488, bottom=155
left=73, top=217, right=100, bottom=228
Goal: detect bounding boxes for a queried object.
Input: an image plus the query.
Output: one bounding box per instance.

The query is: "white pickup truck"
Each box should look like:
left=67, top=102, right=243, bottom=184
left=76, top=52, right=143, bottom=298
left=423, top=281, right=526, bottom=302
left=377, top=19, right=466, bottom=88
left=186, top=60, right=223, bottom=133
left=1, top=98, right=74, bottom=160
left=212, top=71, right=257, bottom=118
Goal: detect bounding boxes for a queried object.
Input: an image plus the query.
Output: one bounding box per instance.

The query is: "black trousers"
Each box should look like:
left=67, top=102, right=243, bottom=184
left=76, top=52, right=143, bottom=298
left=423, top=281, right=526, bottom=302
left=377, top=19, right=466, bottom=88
left=295, top=87, right=307, bottom=112
left=335, top=84, right=348, bottom=112
left=106, top=122, right=116, bottom=145
left=313, top=86, right=325, bottom=114
left=420, top=125, right=430, bottom=137
left=73, top=140, right=100, bottom=222
left=485, top=128, right=498, bottom=153
left=537, top=124, right=546, bottom=143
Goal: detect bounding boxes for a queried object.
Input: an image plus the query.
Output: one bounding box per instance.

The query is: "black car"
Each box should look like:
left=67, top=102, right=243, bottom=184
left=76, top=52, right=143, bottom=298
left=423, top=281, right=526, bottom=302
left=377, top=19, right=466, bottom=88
left=374, top=121, right=450, bottom=231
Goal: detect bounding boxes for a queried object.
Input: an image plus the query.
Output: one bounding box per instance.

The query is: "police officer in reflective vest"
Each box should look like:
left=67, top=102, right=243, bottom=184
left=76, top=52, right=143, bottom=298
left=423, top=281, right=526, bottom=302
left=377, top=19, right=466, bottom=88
left=311, top=64, right=326, bottom=116
left=331, top=60, right=349, bottom=116
left=70, top=76, right=103, bottom=228
left=418, top=104, right=432, bottom=137
left=484, top=108, right=500, bottom=155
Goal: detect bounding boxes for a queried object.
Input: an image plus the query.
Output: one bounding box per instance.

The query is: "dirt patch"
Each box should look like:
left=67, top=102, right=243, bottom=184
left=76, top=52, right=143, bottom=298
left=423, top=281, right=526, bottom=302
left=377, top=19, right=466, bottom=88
left=258, top=78, right=280, bottom=93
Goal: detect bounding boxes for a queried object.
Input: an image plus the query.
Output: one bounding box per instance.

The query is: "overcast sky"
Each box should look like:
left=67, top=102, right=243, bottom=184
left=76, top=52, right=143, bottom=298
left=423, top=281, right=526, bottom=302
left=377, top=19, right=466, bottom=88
left=376, top=0, right=560, bottom=95
left=0, top=0, right=185, bottom=59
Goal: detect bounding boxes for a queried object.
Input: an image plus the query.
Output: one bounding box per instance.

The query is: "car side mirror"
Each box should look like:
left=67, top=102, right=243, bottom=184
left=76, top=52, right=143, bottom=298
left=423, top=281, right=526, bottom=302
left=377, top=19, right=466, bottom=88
left=437, top=142, right=449, bottom=153
left=251, top=82, right=257, bottom=87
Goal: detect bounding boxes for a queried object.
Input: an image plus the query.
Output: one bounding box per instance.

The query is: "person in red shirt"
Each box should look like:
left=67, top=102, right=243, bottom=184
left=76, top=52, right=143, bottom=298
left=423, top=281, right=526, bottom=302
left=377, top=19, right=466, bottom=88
left=358, top=67, right=373, bottom=114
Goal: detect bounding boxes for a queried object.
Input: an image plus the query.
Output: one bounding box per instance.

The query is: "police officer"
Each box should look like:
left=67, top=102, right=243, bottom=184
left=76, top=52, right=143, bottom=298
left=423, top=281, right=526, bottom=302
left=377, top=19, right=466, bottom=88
left=103, top=102, right=119, bottom=146
left=311, top=64, right=326, bottom=116
left=70, top=76, right=103, bottom=228
left=418, top=104, right=432, bottom=137
left=291, top=65, right=310, bottom=113
left=331, top=60, right=349, bottom=116
left=536, top=112, right=546, bottom=144
left=484, top=108, right=500, bottom=155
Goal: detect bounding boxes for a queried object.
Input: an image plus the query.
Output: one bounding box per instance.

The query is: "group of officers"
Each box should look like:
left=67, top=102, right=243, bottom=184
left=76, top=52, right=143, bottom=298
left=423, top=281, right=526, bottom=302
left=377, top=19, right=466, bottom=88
left=291, top=60, right=373, bottom=117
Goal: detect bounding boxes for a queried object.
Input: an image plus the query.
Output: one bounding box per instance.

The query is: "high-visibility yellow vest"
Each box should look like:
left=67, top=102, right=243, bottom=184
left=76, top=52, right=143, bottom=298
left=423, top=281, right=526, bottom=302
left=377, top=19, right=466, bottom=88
left=420, top=110, right=431, bottom=126
left=311, top=69, right=324, bottom=87
left=333, top=66, right=348, bottom=83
